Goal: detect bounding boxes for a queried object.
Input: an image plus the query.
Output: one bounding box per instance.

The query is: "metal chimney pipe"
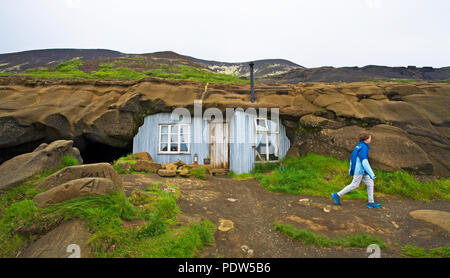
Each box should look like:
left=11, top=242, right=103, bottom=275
left=249, top=62, right=255, bottom=103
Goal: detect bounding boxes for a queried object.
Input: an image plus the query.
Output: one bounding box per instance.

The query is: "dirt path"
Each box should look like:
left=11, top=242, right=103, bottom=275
left=122, top=174, right=450, bottom=258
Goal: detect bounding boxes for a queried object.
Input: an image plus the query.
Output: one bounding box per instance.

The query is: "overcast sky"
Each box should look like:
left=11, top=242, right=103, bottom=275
left=1, top=0, right=449, bottom=67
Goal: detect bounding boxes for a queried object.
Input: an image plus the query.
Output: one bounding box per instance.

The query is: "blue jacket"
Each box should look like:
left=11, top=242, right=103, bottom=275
left=349, top=141, right=376, bottom=179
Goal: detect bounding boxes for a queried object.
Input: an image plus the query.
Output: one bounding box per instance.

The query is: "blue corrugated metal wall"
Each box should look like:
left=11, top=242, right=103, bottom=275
left=133, top=113, right=210, bottom=165
left=229, top=110, right=290, bottom=174
left=133, top=111, right=290, bottom=173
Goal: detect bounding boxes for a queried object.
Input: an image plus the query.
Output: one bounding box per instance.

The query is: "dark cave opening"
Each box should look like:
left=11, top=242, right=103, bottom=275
left=80, top=139, right=132, bottom=164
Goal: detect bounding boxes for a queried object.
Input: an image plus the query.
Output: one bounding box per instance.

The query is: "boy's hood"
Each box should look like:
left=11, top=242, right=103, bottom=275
left=358, top=141, right=371, bottom=150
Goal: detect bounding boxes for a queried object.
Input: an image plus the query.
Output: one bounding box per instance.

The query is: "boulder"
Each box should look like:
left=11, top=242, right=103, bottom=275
left=162, top=162, right=179, bottom=171
left=295, top=124, right=434, bottom=175
left=132, top=160, right=161, bottom=173
left=131, top=152, right=152, bottom=161
left=0, top=140, right=83, bottom=191
left=33, top=177, right=120, bottom=208
left=157, top=169, right=177, bottom=177
left=37, top=163, right=122, bottom=191
left=116, top=161, right=131, bottom=174
left=18, top=219, right=91, bottom=258
left=178, top=169, right=191, bottom=177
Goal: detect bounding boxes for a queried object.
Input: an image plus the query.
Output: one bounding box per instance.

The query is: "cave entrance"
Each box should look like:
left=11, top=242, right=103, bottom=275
left=80, top=139, right=132, bottom=164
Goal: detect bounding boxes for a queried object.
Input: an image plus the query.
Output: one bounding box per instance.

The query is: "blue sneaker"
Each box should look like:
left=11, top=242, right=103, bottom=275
left=332, top=193, right=341, bottom=205
left=367, top=202, right=381, bottom=208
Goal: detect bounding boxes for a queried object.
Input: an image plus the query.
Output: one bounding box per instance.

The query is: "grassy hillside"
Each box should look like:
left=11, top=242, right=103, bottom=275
left=0, top=58, right=249, bottom=84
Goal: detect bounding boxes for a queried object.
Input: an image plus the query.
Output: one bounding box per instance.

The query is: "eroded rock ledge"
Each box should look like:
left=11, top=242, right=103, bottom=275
left=0, top=76, right=449, bottom=176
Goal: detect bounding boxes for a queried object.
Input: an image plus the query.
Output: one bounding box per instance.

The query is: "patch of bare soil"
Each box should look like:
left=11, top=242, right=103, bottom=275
left=122, top=174, right=450, bottom=258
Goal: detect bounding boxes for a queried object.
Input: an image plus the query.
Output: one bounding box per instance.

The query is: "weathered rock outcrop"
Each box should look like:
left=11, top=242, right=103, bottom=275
left=33, top=162, right=123, bottom=207
left=292, top=125, right=434, bottom=175
left=132, top=160, right=161, bottom=173
left=409, top=210, right=450, bottom=233
left=33, top=177, right=120, bottom=208
left=0, top=76, right=449, bottom=176
left=37, top=162, right=122, bottom=190
left=0, top=140, right=82, bottom=190
left=18, top=219, right=91, bottom=258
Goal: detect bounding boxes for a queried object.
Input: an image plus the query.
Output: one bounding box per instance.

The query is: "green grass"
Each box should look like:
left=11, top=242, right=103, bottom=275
left=228, top=171, right=254, bottom=180
left=19, top=59, right=91, bottom=79
left=7, top=58, right=248, bottom=83
left=91, top=66, right=147, bottom=80
left=274, top=223, right=386, bottom=248
left=144, top=65, right=248, bottom=84
left=189, top=167, right=207, bottom=179
left=401, top=245, right=450, bottom=258
left=254, top=154, right=449, bottom=201
left=0, top=158, right=215, bottom=258
left=112, top=154, right=143, bottom=174
left=252, top=162, right=281, bottom=173
left=104, top=220, right=215, bottom=258
left=61, top=155, right=79, bottom=168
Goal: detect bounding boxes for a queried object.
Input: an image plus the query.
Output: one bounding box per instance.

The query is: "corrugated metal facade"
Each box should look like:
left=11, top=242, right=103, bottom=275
left=133, top=113, right=210, bottom=165
left=133, top=111, right=290, bottom=173
left=229, top=110, right=291, bottom=174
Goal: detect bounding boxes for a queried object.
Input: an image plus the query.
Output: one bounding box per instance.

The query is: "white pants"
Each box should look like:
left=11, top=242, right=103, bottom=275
left=338, top=174, right=374, bottom=203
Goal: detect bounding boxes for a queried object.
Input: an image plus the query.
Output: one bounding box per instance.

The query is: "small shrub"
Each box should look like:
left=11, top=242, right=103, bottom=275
left=153, top=195, right=178, bottom=220
left=137, top=214, right=167, bottom=239
left=188, top=220, right=216, bottom=245
left=190, top=167, right=207, bottom=179
left=252, top=162, right=279, bottom=174
left=1, top=200, right=39, bottom=229
left=61, top=155, right=79, bottom=168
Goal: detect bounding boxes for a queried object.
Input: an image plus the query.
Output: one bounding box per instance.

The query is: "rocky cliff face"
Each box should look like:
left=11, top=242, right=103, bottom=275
left=0, top=76, right=449, bottom=176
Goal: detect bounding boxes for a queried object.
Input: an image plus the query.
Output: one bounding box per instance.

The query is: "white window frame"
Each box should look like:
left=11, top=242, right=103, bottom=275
left=158, top=123, right=191, bottom=154
left=254, top=117, right=280, bottom=162
left=255, top=118, right=268, bottom=132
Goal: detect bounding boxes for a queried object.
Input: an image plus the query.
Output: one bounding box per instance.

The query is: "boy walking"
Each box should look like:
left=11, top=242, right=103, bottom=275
left=332, top=132, right=381, bottom=208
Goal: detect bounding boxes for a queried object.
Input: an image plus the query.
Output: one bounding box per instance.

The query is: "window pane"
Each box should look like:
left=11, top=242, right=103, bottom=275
left=268, top=133, right=279, bottom=161
left=160, top=134, right=168, bottom=143
left=171, top=134, right=178, bottom=143
left=180, top=125, right=189, bottom=134
left=268, top=119, right=279, bottom=133
left=161, top=125, right=168, bottom=134
left=254, top=133, right=266, bottom=161
left=180, top=133, right=188, bottom=143
left=170, top=144, right=178, bottom=152
left=171, top=125, right=178, bottom=133
left=160, top=143, right=168, bottom=152
left=256, top=118, right=268, bottom=132
left=180, top=143, right=188, bottom=152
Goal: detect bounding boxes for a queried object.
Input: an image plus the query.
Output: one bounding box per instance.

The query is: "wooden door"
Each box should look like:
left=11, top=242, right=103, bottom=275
left=210, top=122, right=229, bottom=169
